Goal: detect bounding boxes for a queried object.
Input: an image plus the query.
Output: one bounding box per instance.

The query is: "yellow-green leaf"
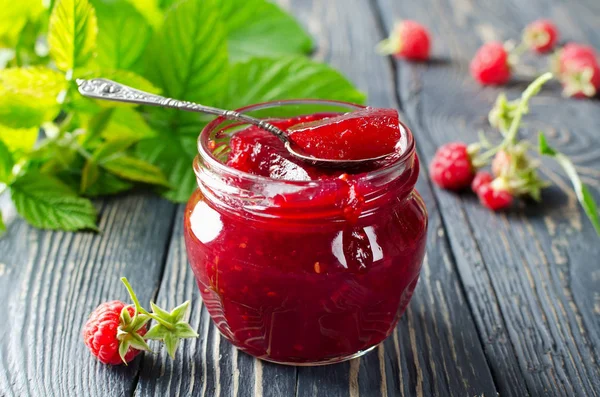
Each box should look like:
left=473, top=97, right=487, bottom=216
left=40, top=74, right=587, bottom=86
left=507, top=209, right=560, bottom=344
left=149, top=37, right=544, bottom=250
left=0, top=67, right=66, bottom=128
left=125, top=0, right=163, bottom=29
left=0, top=139, right=14, bottom=183
left=0, top=125, right=38, bottom=153
left=48, top=0, right=98, bottom=72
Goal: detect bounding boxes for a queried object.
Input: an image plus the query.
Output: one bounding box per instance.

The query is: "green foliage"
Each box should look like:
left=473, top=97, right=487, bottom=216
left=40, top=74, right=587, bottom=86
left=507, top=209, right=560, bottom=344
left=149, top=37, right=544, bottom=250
left=48, top=0, right=98, bottom=71
left=10, top=171, right=98, bottom=231
left=539, top=133, right=600, bottom=236
left=0, top=0, right=365, bottom=232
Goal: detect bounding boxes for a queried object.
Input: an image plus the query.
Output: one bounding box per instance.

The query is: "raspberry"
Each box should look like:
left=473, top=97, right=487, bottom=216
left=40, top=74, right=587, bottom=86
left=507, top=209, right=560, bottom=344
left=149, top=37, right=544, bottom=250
left=470, top=42, right=511, bottom=85
left=491, top=150, right=511, bottom=176
left=477, top=183, right=513, bottom=210
left=429, top=142, right=475, bottom=190
left=556, top=43, right=597, bottom=77
left=523, top=19, right=559, bottom=53
left=471, top=171, right=493, bottom=194
left=561, top=56, right=600, bottom=98
left=377, top=20, right=431, bottom=61
left=82, top=300, right=147, bottom=365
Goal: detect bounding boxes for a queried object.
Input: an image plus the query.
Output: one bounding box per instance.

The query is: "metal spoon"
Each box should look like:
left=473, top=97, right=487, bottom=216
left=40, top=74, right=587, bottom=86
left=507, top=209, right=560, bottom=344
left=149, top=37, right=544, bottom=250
left=75, top=78, right=389, bottom=169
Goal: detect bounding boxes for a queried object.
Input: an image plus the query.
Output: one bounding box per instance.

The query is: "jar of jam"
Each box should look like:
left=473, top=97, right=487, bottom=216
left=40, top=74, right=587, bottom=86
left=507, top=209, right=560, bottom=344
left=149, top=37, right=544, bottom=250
left=184, top=100, right=427, bottom=365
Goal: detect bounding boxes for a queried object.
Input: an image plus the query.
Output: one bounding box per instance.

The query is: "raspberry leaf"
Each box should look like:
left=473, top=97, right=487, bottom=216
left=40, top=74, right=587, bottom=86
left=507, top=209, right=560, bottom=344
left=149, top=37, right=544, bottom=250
left=101, top=155, right=170, bottom=187
left=0, top=67, right=67, bottom=129
left=0, top=139, right=14, bottom=183
left=0, top=210, right=5, bottom=234
left=10, top=171, right=98, bottom=231
left=94, top=1, right=152, bottom=70
left=48, top=0, right=98, bottom=72
left=539, top=132, right=600, bottom=236
left=144, top=0, right=228, bottom=106
left=0, top=125, right=38, bottom=154
left=225, top=57, right=366, bottom=110
left=217, top=0, right=313, bottom=61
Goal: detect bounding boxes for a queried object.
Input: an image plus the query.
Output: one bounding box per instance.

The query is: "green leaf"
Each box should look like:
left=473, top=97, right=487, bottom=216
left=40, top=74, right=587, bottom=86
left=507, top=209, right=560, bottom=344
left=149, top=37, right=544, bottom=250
left=124, top=0, right=163, bottom=29
left=10, top=171, right=98, bottom=231
left=538, top=132, right=600, bottom=236
left=216, top=0, right=313, bottom=62
left=0, top=67, right=67, bottom=128
left=80, top=159, right=99, bottom=193
left=0, top=0, right=44, bottom=47
left=101, top=155, right=170, bottom=187
left=92, top=137, right=138, bottom=162
left=0, top=140, right=14, bottom=183
left=226, top=57, right=366, bottom=110
left=144, top=0, right=228, bottom=106
left=101, top=108, right=157, bottom=141
left=0, top=125, right=38, bottom=153
left=48, top=0, right=98, bottom=72
left=84, top=169, right=133, bottom=197
left=93, top=0, right=153, bottom=69
left=135, top=136, right=197, bottom=202
left=0, top=210, right=5, bottom=234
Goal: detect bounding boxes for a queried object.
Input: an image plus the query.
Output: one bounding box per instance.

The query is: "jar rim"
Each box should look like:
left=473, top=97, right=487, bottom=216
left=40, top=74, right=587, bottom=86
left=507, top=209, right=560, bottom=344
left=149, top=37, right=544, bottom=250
left=196, top=99, right=415, bottom=187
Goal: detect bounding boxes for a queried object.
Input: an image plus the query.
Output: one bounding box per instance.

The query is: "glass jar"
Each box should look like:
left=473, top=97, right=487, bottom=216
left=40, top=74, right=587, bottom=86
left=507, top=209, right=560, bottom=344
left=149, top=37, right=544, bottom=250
left=184, top=100, right=427, bottom=365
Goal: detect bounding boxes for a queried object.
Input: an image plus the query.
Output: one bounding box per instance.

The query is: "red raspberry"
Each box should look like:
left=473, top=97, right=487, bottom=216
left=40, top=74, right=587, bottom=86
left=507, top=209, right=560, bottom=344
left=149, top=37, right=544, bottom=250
left=82, top=300, right=147, bottom=365
left=561, top=56, right=600, bottom=98
left=470, top=42, right=511, bottom=85
left=477, top=183, right=513, bottom=210
left=491, top=150, right=511, bottom=176
left=523, top=19, right=559, bottom=53
left=429, top=142, right=474, bottom=190
left=471, top=171, right=493, bottom=194
left=555, top=43, right=598, bottom=77
left=377, top=20, right=431, bottom=61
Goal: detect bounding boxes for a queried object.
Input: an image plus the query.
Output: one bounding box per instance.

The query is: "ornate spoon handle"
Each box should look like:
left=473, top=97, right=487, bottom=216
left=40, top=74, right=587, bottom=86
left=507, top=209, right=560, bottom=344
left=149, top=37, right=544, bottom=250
left=75, top=78, right=289, bottom=144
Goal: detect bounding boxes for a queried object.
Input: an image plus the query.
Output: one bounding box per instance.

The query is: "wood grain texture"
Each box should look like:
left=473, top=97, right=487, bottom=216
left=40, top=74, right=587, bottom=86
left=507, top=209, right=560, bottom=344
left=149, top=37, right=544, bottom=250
left=0, top=194, right=176, bottom=397
left=374, top=0, right=600, bottom=395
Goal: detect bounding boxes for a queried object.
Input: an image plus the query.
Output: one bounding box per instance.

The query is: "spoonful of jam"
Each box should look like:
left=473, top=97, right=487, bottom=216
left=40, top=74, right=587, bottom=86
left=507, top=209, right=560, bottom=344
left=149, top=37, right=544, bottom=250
left=76, top=78, right=400, bottom=169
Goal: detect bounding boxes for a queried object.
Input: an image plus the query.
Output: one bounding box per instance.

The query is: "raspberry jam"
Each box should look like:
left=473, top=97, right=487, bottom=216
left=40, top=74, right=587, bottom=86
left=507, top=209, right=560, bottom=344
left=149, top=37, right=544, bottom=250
left=184, top=100, right=427, bottom=365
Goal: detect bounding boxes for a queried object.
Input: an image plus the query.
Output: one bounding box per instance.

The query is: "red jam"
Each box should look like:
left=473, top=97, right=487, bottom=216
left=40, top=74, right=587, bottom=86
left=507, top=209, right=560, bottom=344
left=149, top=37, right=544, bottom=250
left=184, top=102, right=427, bottom=365
left=288, top=107, right=401, bottom=160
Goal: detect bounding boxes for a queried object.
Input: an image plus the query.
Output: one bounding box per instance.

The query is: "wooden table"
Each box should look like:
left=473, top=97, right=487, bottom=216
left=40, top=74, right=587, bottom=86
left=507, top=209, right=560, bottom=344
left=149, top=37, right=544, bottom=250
left=2, top=0, right=600, bottom=396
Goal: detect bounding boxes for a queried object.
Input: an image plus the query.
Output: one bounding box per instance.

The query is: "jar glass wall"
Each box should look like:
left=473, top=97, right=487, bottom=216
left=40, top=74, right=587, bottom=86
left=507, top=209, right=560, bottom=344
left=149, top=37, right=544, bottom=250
left=184, top=100, right=427, bottom=365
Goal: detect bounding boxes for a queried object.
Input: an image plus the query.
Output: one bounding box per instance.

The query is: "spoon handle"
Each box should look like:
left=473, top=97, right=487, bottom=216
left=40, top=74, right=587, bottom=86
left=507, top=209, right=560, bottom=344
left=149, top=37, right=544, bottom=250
left=75, top=78, right=289, bottom=144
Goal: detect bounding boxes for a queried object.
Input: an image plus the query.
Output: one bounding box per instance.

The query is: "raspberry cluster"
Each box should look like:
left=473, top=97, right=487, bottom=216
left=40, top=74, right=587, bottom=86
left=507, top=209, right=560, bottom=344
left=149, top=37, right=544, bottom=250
left=469, top=20, right=600, bottom=98
left=428, top=74, right=600, bottom=235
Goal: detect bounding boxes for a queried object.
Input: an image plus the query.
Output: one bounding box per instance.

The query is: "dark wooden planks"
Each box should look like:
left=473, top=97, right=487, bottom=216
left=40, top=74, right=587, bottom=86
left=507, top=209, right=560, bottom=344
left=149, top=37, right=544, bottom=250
left=374, top=0, right=600, bottom=395
left=0, top=194, right=176, bottom=397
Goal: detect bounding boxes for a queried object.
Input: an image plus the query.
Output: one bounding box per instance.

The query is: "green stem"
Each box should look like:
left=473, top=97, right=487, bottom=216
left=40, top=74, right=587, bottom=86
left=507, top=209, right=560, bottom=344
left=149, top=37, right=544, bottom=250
left=511, top=41, right=529, bottom=58
left=120, top=277, right=175, bottom=331
left=503, top=72, right=553, bottom=146
left=121, top=277, right=145, bottom=314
